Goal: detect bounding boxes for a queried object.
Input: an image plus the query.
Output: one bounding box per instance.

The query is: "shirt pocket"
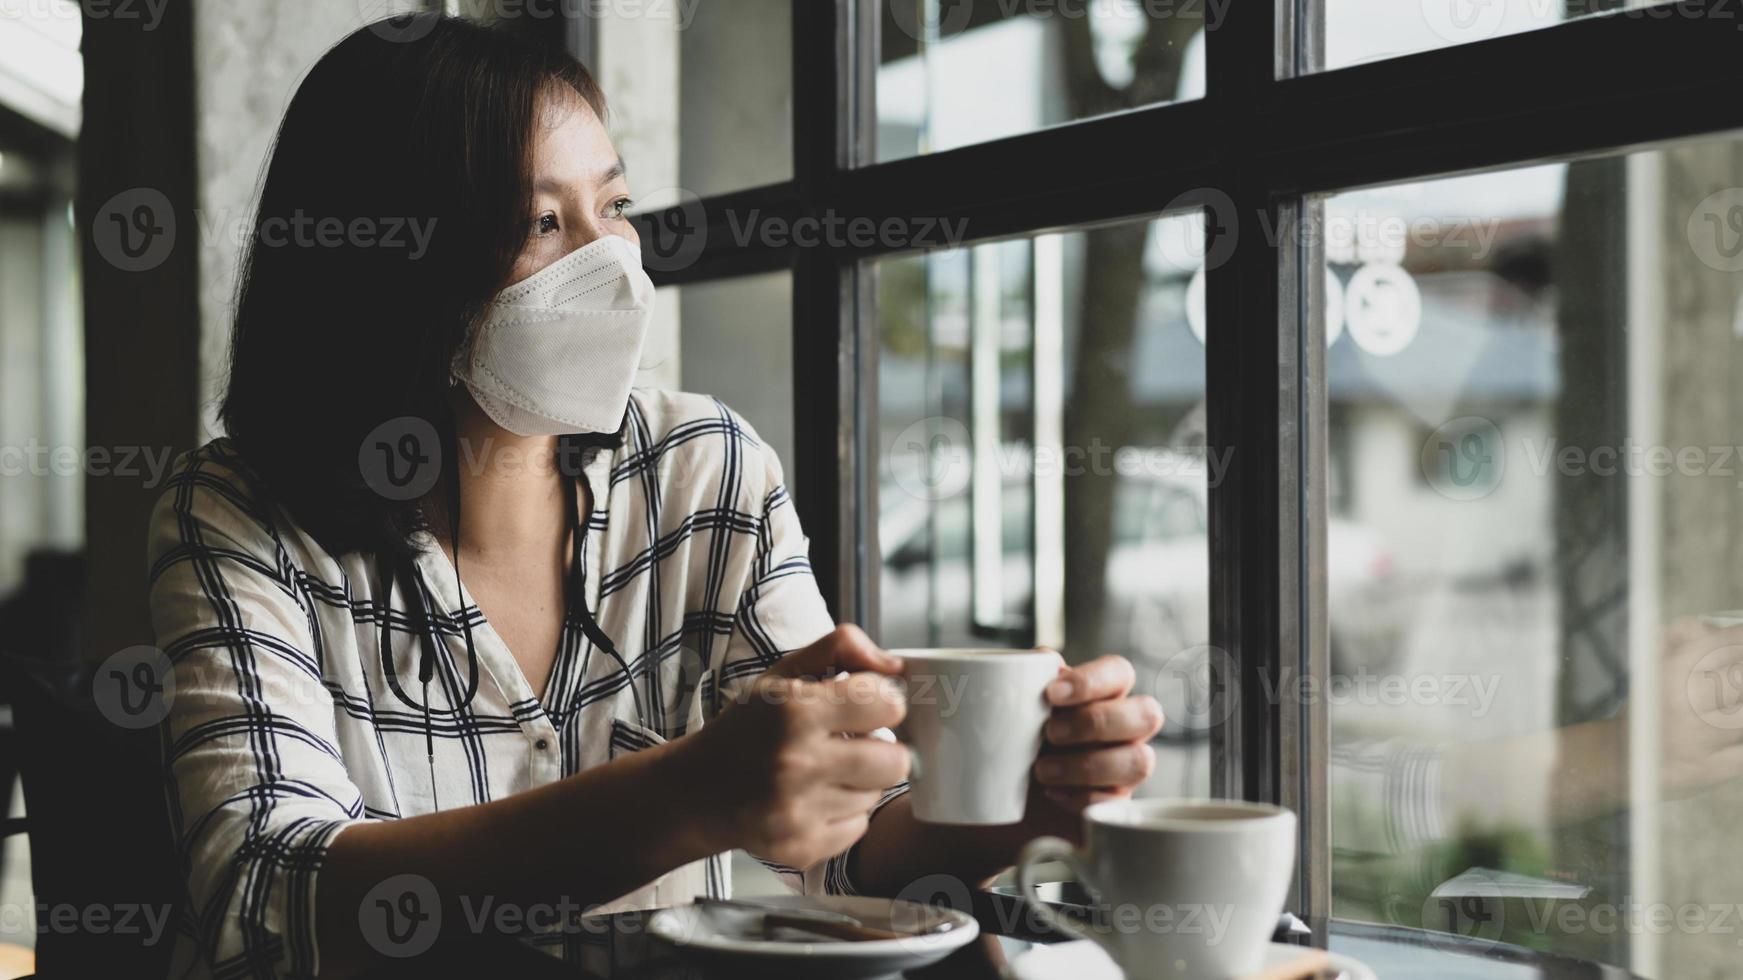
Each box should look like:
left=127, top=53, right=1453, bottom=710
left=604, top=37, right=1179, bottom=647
left=608, top=717, right=668, bottom=759
left=600, top=717, right=730, bottom=908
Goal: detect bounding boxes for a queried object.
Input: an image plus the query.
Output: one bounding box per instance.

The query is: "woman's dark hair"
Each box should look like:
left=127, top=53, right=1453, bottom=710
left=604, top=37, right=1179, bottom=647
left=219, top=14, right=606, bottom=559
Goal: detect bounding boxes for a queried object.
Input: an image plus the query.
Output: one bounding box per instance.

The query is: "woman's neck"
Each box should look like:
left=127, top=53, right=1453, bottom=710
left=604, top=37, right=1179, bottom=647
left=434, top=390, right=570, bottom=564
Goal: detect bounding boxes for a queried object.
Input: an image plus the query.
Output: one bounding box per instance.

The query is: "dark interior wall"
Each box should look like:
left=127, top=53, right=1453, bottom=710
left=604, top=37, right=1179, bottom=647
left=76, top=0, right=203, bottom=664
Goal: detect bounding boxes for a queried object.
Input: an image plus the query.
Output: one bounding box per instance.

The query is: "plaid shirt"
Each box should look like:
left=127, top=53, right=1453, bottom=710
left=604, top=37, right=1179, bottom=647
left=149, top=389, right=903, bottom=979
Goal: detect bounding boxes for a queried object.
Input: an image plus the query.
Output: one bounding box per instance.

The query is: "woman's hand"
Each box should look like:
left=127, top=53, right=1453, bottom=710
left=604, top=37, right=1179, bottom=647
left=1031, top=654, right=1165, bottom=810
left=821, top=641, right=1167, bottom=896
left=670, top=626, right=910, bottom=871
left=1654, top=616, right=1743, bottom=794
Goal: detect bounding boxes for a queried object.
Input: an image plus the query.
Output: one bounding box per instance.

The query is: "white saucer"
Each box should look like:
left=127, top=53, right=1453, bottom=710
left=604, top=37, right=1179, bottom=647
left=1005, top=939, right=1377, bottom=980
left=649, top=894, right=979, bottom=978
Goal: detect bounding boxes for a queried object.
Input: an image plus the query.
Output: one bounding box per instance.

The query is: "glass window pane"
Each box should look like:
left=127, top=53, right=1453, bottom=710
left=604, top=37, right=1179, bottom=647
left=1320, top=138, right=1743, bottom=978
left=670, top=271, right=795, bottom=490
left=876, top=0, right=1206, bottom=163
left=1315, top=0, right=1677, bottom=73
left=593, top=0, right=791, bottom=198
left=873, top=211, right=1212, bottom=797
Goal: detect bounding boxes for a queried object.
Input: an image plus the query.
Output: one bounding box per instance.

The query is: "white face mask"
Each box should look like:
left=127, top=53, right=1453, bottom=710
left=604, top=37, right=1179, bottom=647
left=452, top=233, right=655, bottom=437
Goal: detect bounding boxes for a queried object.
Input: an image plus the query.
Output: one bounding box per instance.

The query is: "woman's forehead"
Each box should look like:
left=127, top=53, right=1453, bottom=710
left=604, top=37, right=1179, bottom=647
left=529, top=87, right=619, bottom=181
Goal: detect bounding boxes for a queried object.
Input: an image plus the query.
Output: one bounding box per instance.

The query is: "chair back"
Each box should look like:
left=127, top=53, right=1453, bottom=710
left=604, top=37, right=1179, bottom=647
left=0, top=550, right=178, bottom=978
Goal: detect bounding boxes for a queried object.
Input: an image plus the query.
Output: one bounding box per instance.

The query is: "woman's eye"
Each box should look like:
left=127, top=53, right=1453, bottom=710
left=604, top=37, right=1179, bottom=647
left=610, top=198, right=635, bottom=219
left=534, top=213, right=559, bottom=235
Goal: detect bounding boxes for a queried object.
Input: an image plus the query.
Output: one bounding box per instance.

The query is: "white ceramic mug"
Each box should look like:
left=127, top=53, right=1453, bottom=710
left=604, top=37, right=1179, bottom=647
left=893, top=648, right=1060, bottom=825
left=1016, top=798, right=1297, bottom=979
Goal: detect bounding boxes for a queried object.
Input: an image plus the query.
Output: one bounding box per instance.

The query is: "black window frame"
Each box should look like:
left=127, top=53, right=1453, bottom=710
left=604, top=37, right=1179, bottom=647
left=595, top=0, right=1743, bottom=950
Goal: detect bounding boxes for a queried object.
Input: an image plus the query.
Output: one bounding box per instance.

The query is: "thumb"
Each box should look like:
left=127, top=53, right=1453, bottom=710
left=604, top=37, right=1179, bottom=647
left=770, top=624, right=903, bottom=680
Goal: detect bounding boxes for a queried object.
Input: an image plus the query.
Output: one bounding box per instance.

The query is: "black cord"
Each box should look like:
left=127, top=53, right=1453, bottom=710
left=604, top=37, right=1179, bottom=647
left=566, top=462, right=649, bottom=732
left=376, top=557, right=456, bottom=811
left=374, top=437, right=648, bottom=818
left=377, top=559, right=480, bottom=715
left=375, top=438, right=480, bottom=814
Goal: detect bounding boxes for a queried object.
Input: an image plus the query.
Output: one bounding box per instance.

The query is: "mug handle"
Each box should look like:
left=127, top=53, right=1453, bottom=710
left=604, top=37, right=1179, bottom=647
left=1015, top=836, right=1097, bottom=944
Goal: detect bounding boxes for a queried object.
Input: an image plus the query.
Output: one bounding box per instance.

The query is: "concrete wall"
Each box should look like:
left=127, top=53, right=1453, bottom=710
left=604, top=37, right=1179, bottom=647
left=675, top=272, right=795, bottom=482
left=192, top=1, right=385, bottom=436
left=677, top=0, right=790, bottom=196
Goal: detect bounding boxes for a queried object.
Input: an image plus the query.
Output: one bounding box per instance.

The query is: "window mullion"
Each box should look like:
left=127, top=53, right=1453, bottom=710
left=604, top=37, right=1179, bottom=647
left=1203, top=1, right=1321, bottom=936
left=1201, top=0, right=1288, bottom=791
left=788, top=0, right=862, bottom=619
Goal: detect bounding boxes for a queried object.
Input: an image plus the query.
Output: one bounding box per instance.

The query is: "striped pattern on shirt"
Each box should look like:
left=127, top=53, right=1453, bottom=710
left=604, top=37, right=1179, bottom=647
left=148, top=389, right=906, bottom=979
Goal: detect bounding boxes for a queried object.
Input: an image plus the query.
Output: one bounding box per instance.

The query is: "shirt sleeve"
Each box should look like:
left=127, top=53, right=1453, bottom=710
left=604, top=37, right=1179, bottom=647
left=702, top=429, right=910, bottom=897
left=149, top=454, right=366, bottom=979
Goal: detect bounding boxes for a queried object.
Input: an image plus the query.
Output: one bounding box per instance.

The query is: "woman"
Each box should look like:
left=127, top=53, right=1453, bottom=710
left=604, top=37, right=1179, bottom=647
left=149, top=15, right=1163, bottom=978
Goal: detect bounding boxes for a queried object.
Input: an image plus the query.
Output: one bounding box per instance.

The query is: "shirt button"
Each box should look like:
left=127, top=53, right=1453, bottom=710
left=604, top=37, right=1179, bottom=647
left=534, top=738, right=550, bottom=751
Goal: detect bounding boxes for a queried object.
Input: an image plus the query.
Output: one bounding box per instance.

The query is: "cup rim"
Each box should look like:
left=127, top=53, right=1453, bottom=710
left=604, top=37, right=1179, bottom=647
left=1084, top=797, right=1294, bottom=832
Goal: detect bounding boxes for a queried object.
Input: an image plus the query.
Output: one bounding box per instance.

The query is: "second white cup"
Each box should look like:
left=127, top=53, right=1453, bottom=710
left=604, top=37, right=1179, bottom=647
left=894, top=648, right=1060, bottom=825
left=1016, top=799, right=1298, bottom=979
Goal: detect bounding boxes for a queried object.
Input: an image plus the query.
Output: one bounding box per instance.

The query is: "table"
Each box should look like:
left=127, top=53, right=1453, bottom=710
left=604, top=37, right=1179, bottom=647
left=375, top=891, right=1647, bottom=979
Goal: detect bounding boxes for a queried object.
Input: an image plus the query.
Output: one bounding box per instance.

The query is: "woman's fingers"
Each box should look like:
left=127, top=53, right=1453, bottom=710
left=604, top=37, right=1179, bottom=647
left=806, top=672, right=908, bottom=734
left=815, top=786, right=886, bottom=822
left=1046, top=696, right=1165, bottom=747
left=1045, top=655, right=1137, bottom=707
left=816, top=814, right=873, bottom=862
left=771, top=624, right=903, bottom=680
left=819, top=735, right=911, bottom=791
left=1034, top=741, right=1156, bottom=788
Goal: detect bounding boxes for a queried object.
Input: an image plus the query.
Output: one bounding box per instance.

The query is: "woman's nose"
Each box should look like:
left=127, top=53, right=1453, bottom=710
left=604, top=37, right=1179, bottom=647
left=566, top=219, right=616, bottom=253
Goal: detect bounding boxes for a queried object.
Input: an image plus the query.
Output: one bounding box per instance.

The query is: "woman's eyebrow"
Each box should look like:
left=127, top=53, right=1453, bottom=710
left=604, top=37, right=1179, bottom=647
left=598, top=157, right=627, bottom=186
